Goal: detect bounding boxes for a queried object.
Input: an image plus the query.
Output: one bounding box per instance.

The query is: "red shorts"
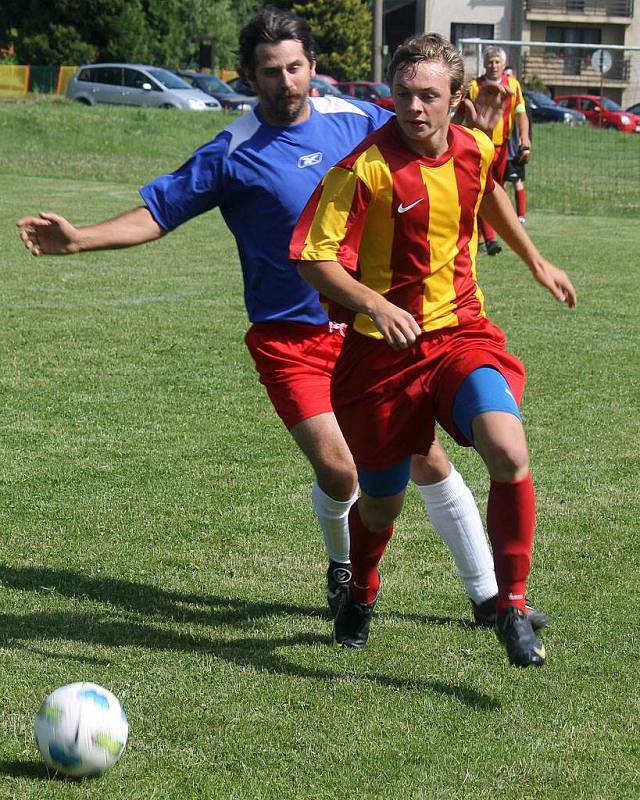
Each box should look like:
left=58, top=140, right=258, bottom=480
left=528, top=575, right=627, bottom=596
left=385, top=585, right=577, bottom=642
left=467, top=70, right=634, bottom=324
left=331, top=318, right=526, bottom=470
left=245, top=321, right=345, bottom=430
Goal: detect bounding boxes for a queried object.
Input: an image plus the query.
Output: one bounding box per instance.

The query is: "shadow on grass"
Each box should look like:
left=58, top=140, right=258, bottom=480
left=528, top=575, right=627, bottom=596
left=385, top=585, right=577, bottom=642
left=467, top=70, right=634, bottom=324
left=0, top=759, right=50, bottom=779
left=0, top=564, right=501, bottom=711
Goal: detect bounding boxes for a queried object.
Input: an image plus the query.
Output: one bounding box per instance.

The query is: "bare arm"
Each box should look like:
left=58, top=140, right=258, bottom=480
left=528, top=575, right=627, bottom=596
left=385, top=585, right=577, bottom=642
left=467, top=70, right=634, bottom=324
left=17, top=206, right=164, bottom=257
left=479, top=184, right=577, bottom=308
left=298, top=260, right=422, bottom=350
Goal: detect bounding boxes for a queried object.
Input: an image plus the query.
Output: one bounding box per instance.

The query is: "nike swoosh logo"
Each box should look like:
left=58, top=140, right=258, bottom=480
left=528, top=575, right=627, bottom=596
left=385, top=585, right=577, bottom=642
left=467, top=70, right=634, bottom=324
left=397, top=198, right=423, bottom=214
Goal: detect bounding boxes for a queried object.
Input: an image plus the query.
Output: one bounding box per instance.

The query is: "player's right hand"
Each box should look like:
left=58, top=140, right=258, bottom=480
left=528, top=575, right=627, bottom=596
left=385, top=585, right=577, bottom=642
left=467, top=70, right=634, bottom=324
left=463, top=83, right=514, bottom=138
left=17, top=212, right=80, bottom=256
left=371, top=300, right=422, bottom=350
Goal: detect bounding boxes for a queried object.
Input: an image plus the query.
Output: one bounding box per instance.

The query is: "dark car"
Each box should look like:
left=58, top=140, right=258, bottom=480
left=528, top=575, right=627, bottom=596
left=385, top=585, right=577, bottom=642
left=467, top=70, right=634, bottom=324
left=524, top=90, right=585, bottom=126
left=555, top=94, right=640, bottom=133
left=176, top=71, right=255, bottom=112
left=626, top=101, right=640, bottom=116
left=335, top=80, right=394, bottom=110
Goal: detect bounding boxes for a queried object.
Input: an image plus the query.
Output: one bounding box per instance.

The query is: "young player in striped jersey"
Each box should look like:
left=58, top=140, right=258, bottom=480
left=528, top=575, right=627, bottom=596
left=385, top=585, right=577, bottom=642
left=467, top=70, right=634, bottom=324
left=17, top=8, right=547, bottom=632
left=468, top=47, right=531, bottom=255
left=294, top=33, right=576, bottom=666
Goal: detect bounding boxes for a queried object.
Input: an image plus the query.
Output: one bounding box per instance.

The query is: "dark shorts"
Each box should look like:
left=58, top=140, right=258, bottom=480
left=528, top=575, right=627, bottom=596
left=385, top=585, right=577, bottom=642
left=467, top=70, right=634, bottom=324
left=505, top=158, right=526, bottom=183
left=245, top=321, right=345, bottom=430
left=331, top=318, right=526, bottom=471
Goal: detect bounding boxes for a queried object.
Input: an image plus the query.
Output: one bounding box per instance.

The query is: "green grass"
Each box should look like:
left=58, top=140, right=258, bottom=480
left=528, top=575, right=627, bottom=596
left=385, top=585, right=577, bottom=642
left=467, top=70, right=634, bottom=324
left=1, top=99, right=639, bottom=799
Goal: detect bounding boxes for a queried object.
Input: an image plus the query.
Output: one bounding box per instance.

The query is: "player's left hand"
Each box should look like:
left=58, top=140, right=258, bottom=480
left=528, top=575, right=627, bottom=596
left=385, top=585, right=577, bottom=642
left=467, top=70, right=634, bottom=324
left=518, top=144, right=531, bottom=164
left=531, top=259, right=577, bottom=308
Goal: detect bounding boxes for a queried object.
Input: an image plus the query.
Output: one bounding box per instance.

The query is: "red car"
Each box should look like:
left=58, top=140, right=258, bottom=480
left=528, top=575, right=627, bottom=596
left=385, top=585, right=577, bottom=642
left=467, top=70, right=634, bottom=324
left=335, top=80, right=395, bottom=110
left=555, top=94, right=640, bottom=133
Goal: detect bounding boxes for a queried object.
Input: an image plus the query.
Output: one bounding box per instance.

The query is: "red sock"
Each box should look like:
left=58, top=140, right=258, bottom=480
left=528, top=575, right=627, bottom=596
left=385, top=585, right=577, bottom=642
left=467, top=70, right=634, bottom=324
left=516, top=187, right=527, bottom=218
left=348, top=503, right=393, bottom=604
left=486, top=474, right=536, bottom=613
left=478, top=215, right=496, bottom=244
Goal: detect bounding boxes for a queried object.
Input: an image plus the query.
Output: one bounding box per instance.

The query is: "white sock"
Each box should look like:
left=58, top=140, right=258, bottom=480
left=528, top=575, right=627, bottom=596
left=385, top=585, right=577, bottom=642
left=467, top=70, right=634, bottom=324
left=416, top=465, right=497, bottom=604
left=311, top=481, right=356, bottom=564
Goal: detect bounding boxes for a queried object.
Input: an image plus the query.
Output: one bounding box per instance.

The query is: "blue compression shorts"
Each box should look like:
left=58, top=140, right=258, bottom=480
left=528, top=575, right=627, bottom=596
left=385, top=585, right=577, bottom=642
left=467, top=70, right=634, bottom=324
left=451, top=366, right=521, bottom=444
left=357, top=366, right=521, bottom=498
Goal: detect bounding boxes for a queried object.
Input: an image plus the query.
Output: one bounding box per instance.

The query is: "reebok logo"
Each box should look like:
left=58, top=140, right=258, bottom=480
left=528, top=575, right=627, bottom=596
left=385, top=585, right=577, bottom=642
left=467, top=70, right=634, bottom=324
left=397, top=198, right=424, bottom=214
left=298, top=152, right=323, bottom=168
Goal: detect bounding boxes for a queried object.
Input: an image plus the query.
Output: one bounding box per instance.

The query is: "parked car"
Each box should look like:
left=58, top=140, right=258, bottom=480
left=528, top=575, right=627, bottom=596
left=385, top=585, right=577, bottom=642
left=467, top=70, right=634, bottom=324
left=66, top=64, right=221, bottom=110
left=310, top=77, right=343, bottom=97
left=226, top=75, right=342, bottom=99
left=555, top=94, right=640, bottom=133
left=523, top=90, right=585, bottom=125
left=626, top=101, right=640, bottom=116
left=335, top=80, right=394, bottom=110
left=175, top=70, right=255, bottom=112
left=315, top=73, right=338, bottom=85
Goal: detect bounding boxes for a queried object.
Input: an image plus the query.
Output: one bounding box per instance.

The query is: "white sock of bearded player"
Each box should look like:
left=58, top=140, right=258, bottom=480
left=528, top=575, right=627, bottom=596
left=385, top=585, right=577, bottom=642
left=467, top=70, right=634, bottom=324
left=416, top=465, right=498, bottom=604
left=311, top=481, right=356, bottom=564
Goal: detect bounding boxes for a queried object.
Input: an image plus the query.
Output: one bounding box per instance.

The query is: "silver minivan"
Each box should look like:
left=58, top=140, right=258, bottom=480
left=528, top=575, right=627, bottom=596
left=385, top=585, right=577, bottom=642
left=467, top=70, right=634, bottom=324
left=66, top=64, right=222, bottom=111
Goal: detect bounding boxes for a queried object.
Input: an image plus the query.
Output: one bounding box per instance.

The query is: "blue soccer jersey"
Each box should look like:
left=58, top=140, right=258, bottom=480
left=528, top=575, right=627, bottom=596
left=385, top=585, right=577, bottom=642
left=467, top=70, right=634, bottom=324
left=140, top=96, right=392, bottom=325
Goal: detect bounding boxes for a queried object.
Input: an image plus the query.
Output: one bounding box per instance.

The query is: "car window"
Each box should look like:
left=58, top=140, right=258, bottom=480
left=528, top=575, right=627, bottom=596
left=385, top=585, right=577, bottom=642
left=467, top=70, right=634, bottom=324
left=559, top=97, right=575, bottom=108
left=146, top=68, right=192, bottom=90
left=194, top=75, right=231, bottom=94
left=353, top=85, right=373, bottom=100
left=92, top=67, right=122, bottom=86
left=77, top=68, right=94, bottom=83
left=579, top=99, right=596, bottom=110
left=123, top=68, right=151, bottom=89
left=601, top=97, right=622, bottom=112
left=372, top=83, right=391, bottom=97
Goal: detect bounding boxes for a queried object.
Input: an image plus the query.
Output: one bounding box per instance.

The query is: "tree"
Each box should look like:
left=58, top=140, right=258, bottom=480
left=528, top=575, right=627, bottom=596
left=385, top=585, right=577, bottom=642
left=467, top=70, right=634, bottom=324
left=292, top=0, right=372, bottom=81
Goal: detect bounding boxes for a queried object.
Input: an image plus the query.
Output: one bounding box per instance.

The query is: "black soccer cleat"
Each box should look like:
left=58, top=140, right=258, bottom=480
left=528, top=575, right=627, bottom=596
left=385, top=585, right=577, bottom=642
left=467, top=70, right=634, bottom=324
left=486, top=239, right=502, bottom=256
left=495, top=605, right=546, bottom=667
left=334, top=591, right=376, bottom=649
left=326, top=560, right=352, bottom=618
left=472, top=595, right=550, bottom=630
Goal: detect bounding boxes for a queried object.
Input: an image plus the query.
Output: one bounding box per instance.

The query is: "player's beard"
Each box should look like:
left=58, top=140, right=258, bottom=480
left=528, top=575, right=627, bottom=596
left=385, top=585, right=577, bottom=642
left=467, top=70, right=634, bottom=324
left=269, top=90, right=308, bottom=124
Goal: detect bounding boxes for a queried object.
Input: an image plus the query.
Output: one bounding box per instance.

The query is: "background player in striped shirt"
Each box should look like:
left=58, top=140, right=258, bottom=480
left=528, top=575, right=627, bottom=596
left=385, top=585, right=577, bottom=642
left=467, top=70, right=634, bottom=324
left=294, top=33, right=576, bottom=667
left=468, top=47, right=531, bottom=255
left=17, top=7, right=547, bottom=632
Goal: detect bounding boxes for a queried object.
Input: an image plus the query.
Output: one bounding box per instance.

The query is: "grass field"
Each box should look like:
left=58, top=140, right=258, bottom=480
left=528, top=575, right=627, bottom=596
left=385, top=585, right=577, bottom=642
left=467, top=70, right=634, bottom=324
left=1, top=99, right=639, bottom=799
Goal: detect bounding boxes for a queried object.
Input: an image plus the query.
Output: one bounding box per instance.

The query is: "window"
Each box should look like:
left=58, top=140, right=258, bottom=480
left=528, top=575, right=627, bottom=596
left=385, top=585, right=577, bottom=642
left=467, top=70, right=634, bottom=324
left=546, top=26, right=601, bottom=76
left=451, top=23, right=494, bottom=55
left=123, top=68, right=150, bottom=89
left=92, top=67, right=123, bottom=86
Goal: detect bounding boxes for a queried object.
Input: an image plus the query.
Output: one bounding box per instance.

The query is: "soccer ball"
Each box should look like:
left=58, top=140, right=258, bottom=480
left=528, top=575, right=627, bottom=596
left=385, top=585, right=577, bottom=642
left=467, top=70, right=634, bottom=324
left=34, top=682, right=128, bottom=778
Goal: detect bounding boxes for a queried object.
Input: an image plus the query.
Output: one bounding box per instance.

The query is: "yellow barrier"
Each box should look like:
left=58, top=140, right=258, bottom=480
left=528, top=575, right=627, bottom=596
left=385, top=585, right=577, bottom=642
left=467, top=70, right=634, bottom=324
left=220, top=68, right=238, bottom=83
left=56, top=65, right=77, bottom=95
left=0, top=65, right=30, bottom=98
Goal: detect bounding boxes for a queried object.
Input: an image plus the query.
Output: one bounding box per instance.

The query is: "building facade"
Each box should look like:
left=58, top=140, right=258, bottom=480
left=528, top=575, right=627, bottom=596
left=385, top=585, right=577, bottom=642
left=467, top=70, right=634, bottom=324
left=383, top=0, right=639, bottom=105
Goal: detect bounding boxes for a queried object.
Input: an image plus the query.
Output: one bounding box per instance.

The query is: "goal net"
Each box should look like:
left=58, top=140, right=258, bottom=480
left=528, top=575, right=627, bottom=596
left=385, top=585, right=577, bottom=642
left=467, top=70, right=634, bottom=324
left=459, top=37, right=640, bottom=219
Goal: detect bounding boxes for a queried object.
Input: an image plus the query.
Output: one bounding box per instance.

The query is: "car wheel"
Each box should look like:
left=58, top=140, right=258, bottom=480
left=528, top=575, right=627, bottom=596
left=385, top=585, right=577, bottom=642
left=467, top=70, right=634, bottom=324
left=159, top=103, right=176, bottom=109
left=74, top=97, right=91, bottom=105
left=606, top=123, right=618, bottom=130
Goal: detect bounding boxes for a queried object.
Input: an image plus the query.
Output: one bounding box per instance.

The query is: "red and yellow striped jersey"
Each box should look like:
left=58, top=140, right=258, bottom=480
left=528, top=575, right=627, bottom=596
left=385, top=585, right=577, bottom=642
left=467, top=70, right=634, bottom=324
left=468, top=74, right=524, bottom=146
left=291, top=120, right=496, bottom=340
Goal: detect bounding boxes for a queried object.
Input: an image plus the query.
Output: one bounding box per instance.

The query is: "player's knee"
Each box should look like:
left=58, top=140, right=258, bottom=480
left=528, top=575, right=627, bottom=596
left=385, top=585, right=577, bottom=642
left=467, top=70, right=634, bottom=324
left=359, top=493, right=403, bottom=532
left=410, top=450, right=451, bottom=485
left=314, top=461, right=358, bottom=502
left=484, top=439, right=529, bottom=482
